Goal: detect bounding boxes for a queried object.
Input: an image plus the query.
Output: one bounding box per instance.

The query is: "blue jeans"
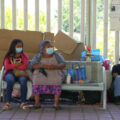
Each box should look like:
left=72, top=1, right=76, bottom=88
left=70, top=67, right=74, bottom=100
left=5, top=71, right=27, bottom=102
left=114, top=75, right=120, bottom=97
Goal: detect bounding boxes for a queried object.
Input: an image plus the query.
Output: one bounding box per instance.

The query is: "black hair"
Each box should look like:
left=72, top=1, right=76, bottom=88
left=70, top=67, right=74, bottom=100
left=4, top=39, right=23, bottom=60
left=112, top=64, right=120, bottom=81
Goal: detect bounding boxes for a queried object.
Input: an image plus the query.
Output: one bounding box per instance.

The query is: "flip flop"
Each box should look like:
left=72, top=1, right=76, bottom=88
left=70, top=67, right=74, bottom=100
left=2, top=103, right=11, bottom=110
left=20, top=103, right=29, bottom=110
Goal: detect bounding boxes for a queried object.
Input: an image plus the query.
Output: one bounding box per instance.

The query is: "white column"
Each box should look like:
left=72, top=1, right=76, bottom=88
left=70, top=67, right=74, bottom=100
left=24, top=0, right=28, bottom=30
left=35, top=0, right=39, bottom=31
left=90, top=0, right=93, bottom=47
left=92, top=0, right=96, bottom=49
left=69, top=0, right=73, bottom=37
left=81, top=0, right=85, bottom=43
left=103, top=0, right=108, bottom=59
left=12, top=0, right=16, bottom=30
left=86, top=0, right=89, bottom=46
left=58, top=0, right=62, bottom=31
left=46, top=0, right=51, bottom=32
left=115, top=31, right=119, bottom=64
left=1, top=0, right=5, bottom=29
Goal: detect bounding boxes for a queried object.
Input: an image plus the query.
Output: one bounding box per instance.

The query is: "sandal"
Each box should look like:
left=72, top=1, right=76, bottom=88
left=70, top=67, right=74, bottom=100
left=20, top=103, right=29, bottom=110
left=2, top=103, right=11, bottom=110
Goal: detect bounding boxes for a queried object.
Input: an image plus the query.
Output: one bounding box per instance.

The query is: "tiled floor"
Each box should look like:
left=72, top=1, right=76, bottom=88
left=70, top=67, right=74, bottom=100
left=0, top=103, right=120, bottom=120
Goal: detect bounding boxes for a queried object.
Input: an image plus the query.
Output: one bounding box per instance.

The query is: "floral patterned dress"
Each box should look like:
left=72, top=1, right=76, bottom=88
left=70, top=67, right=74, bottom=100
left=32, top=55, right=63, bottom=95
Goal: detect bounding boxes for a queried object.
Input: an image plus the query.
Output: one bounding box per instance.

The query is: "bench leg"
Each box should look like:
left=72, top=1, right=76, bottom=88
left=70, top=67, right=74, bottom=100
left=1, top=90, right=6, bottom=102
left=0, top=89, right=1, bottom=102
left=103, top=89, right=107, bottom=109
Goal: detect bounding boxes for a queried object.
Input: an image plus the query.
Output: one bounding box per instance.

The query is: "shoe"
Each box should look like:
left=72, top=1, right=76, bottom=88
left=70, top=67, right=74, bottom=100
left=20, top=103, right=29, bottom=110
left=114, top=96, right=120, bottom=105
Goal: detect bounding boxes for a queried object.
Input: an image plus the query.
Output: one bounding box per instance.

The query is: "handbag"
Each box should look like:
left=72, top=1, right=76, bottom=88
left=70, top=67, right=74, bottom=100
left=65, top=63, right=87, bottom=84
left=13, top=68, right=28, bottom=77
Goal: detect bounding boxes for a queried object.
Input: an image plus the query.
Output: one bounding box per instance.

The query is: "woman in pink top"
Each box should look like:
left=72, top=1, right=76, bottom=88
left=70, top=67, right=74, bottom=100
left=2, top=39, right=29, bottom=110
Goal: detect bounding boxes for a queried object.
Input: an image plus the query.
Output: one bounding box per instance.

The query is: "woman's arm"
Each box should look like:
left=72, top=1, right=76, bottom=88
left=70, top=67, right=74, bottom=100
left=32, top=64, right=44, bottom=69
left=46, top=63, right=65, bottom=69
left=29, top=54, right=41, bottom=71
left=32, top=63, right=65, bottom=70
left=17, top=53, right=29, bottom=70
left=4, top=58, right=16, bottom=70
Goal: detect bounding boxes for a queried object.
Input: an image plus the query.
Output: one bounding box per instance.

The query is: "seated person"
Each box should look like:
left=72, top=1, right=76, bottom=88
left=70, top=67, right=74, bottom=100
left=2, top=39, right=29, bottom=110
left=111, top=64, right=120, bottom=104
left=30, top=40, right=65, bottom=110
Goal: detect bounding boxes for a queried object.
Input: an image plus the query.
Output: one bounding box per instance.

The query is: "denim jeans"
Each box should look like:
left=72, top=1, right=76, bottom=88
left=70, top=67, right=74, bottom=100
left=5, top=71, right=27, bottom=102
left=114, top=75, right=120, bottom=97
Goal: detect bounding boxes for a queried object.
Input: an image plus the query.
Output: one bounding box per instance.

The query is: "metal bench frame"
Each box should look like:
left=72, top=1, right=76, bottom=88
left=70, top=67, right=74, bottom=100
left=62, top=61, right=106, bottom=109
left=0, top=61, right=106, bottom=109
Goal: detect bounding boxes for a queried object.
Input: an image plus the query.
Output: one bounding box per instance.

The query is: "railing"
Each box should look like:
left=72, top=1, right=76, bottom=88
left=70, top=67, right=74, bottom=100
left=0, top=0, right=119, bottom=64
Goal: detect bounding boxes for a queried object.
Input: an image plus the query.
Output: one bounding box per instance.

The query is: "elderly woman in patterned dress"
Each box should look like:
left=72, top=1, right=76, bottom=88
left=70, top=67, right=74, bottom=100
left=30, top=40, right=65, bottom=110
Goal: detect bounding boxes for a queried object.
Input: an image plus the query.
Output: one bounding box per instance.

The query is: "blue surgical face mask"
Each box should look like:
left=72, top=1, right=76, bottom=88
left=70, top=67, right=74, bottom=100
left=46, top=48, right=54, bottom=54
left=16, top=48, right=23, bottom=53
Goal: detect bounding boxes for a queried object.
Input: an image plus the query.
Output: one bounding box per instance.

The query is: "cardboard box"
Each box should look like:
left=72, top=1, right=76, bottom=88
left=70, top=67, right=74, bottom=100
left=43, top=32, right=54, bottom=42
left=0, top=50, right=7, bottom=68
left=0, top=29, right=43, bottom=53
left=54, top=30, right=78, bottom=54
left=0, top=29, right=85, bottom=69
left=12, top=30, right=43, bottom=53
left=0, top=29, right=43, bottom=69
left=0, top=29, right=13, bottom=51
left=56, top=43, right=85, bottom=61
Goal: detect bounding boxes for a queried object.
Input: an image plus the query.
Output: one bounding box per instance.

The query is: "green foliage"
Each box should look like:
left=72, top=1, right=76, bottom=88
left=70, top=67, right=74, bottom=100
left=17, top=9, right=24, bottom=30
left=108, top=30, right=115, bottom=65
left=28, top=13, right=35, bottom=30
left=62, top=0, right=81, bottom=33
left=61, top=0, right=104, bottom=33
left=62, top=0, right=69, bottom=32
left=96, top=0, right=115, bottom=65
left=96, top=0, right=104, bottom=28
left=5, top=8, right=12, bottom=29
left=97, top=24, right=115, bottom=65
left=5, top=8, right=48, bottom=32
left=39, top=11, right=46, bottom=32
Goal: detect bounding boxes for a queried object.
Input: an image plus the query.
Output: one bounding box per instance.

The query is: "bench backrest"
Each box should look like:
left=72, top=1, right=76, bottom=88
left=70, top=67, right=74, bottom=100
left=64, top=61, right=103, bottom=83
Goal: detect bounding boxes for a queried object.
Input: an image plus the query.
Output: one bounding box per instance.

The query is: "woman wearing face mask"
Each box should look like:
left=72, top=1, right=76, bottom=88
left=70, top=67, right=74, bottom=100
left=2, top=39, right=29, bottom=110
left=30, top=40, right=65, bottom=110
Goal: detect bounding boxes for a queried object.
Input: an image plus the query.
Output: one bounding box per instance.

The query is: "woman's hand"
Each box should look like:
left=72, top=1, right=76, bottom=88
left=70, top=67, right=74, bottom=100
left=43, top=63, right=65, bottom=70
left=32, top=64, right=49, bottom=69
left=15, top=63, right=23, bottom=67
left=57, top=63, right=66, bottom=69
left=33, top=63, right=65, bottom=70
left=32, top=64, right=41, bottom=69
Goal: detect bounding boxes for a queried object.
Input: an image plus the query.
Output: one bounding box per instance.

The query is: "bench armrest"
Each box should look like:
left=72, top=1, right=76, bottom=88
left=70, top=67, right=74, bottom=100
left=0, top=66, right=5, bottom=84
left=0, top=66, right=5, bottom=99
